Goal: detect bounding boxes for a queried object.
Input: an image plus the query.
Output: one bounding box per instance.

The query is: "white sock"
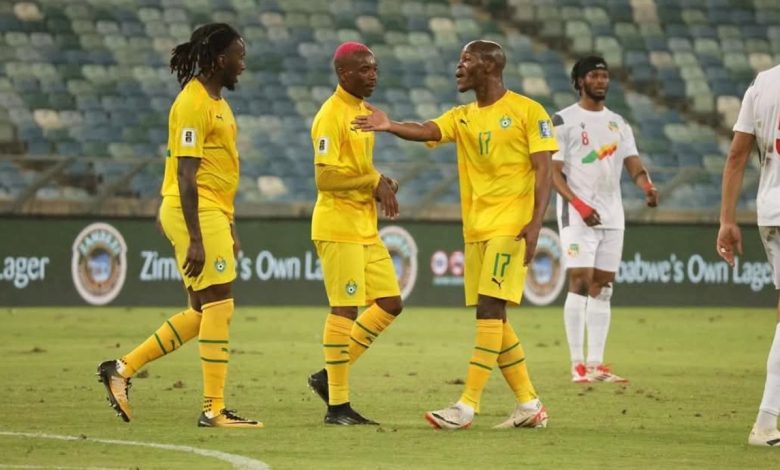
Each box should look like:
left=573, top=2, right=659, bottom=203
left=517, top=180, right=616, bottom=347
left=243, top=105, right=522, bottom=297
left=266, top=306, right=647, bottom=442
left=456, top=401, right=475, bottom=419
left=519, top=398, right=540, bottom=411
left=757, top=323, right=780, bottom=431
left=585, top=296, right=611, bottom=366
left=564, top=293, right=587, bottom=364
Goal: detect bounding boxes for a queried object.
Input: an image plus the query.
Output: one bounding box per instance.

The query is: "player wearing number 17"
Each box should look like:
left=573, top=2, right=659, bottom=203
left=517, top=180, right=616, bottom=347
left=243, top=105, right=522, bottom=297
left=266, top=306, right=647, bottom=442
left=352, top=40, right=556, bottom=430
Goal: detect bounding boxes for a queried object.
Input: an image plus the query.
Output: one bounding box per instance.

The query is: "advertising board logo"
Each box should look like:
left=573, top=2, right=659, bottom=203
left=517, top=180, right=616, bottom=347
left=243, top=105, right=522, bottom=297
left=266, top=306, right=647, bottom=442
left=379, top=225, right=418, bottom=300
left=71, top=222, right=127, bottom=305
left=431, top=250, right=464, bottom=286
left=524, top=227, right=565, bottom=306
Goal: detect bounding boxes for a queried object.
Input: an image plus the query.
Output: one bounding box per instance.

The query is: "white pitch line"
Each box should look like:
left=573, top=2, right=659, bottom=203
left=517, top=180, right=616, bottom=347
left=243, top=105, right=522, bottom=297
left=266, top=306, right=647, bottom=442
left=0, top=431, right=269, bottom=470
left=0, top=465, right=123, bottom=470
left=0, top=465, right=123, bottom=469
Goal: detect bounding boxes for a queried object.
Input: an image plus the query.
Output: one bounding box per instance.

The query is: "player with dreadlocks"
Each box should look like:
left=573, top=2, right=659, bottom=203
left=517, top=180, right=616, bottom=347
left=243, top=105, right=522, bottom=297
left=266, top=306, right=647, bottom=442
left=97, top=23, right=262, bottom=428
left=551, top=56, right=657, bottom=384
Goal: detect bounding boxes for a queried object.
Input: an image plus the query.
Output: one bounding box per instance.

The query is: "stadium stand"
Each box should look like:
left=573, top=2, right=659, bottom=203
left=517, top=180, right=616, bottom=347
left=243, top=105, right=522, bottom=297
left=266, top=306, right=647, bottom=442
left=0, top=0, right=774, bottom=216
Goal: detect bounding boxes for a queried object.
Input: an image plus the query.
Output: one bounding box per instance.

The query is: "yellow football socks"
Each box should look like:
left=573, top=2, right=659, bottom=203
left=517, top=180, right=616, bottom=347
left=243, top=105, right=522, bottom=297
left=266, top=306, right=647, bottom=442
left=499, top=321, right=537, bottom=403
left=460, top=319, right=503, bottom=409
left=199, top=299, right=233, bottom=415
left=323, top=313, right=353, bottom=406
left=120, top=308, right=202, bottom=378
left=349, top=303, right=395, bottom=363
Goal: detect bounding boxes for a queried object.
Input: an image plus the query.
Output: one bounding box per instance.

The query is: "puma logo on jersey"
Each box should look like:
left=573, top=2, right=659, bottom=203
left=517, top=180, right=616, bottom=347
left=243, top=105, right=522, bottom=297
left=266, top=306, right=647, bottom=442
left=491, top=277, right=504, bottom=289
left=459, top=118, right=468, bottom=126
left=215, top=114, right=224, bottom=120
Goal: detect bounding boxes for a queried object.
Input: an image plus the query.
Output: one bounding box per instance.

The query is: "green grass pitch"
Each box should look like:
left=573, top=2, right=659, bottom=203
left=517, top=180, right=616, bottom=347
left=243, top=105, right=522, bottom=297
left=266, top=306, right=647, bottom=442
left=0, top=305, right=778, bottom=469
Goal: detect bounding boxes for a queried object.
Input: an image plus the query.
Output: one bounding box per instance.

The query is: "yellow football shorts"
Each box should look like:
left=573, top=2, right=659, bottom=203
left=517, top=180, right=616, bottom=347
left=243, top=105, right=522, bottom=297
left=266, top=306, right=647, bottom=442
left=314, top=240, right=401, bottom=307
left=464, top=236, right=528, bottom=306
left=159, top=198, right=236, bottom=291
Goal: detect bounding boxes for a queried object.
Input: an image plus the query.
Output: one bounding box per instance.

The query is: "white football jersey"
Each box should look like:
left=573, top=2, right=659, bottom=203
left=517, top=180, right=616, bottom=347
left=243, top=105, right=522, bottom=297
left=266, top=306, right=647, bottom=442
left=733, top=64, right=780, bottom=226
left=552, top=104, right=639, bottom=230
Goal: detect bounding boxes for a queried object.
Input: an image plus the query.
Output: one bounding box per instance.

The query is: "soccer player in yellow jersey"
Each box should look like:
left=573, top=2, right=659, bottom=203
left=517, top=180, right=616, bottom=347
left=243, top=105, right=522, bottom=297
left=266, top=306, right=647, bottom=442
left=97, top=23, right=261, bottom=428
left=307, top=42, right=404, bottom=425
left=353, top=40, right=557, bottom=430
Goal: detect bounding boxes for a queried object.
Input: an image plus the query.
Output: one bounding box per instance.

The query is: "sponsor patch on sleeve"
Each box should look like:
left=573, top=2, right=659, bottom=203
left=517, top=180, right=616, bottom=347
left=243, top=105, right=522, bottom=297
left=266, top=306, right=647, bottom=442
left=181, top=128, right=196, bottom=147
left=539, top=120, right=553, bottom=138
left=316, top=137, right=329, bottom=155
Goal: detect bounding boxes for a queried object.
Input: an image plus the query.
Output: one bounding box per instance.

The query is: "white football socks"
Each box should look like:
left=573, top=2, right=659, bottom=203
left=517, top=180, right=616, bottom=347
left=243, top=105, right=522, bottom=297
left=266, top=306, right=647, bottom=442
left=757, top=323, right=780, bottom=431
left=564, top=292, right=588, bottom=364
left=585, top=296, right=611, bottom=366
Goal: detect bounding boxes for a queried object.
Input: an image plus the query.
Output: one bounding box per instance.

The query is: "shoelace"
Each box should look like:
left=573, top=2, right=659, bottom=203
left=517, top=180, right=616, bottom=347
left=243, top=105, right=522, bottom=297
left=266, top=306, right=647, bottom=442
left=221, top=409, right=251, bottom=422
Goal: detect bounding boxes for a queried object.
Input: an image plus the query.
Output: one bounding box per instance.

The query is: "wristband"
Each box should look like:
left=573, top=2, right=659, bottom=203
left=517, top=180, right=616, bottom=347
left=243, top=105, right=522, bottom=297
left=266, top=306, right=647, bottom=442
left=641, top=181, right=655, bottom=193
left=571, top=197, right=594, bottom=219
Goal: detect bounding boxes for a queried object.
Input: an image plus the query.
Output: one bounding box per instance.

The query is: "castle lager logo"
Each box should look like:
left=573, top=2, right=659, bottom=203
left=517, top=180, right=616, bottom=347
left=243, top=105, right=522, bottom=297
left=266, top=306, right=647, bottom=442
left=71, top=222, right=127, bottom=305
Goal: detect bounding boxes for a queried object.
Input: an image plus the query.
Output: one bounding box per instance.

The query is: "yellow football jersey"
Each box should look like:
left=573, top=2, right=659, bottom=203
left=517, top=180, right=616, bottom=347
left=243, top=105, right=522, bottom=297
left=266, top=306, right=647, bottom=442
left=311, top=85, right=380, bottom=244
left=161, top=79, right=239, bottom=219
left=428, top=91, right=558, bottom=242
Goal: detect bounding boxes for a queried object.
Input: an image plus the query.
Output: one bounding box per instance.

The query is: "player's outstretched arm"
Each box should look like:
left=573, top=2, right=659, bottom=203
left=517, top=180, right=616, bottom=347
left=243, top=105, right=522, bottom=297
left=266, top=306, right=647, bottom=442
left=717, top=131, right=754, bottom=265
left=624, top=156, right=658, bottom=207
left=177, top=157, right=205, bottom=278
left=551, top=160, right=601, bottom=226
left=352, top=103, right=442, bottom=142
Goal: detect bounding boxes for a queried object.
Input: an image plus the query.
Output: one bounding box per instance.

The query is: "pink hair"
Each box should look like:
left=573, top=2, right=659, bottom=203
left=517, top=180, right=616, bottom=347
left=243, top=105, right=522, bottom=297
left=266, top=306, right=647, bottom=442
left=333, top=41, right=372, bottom=61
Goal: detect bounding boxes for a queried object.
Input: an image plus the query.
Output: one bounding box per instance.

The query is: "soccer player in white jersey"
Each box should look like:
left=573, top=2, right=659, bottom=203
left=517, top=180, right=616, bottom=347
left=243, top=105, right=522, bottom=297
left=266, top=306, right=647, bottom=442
left=718, top=64, right=780, bottom=447
left=551, top=56, right=658, bottom=383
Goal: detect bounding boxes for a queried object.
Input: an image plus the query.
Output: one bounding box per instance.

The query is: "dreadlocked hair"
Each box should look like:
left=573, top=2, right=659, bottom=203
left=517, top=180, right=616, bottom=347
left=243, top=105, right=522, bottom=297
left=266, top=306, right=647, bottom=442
left=170, top=23, right=242, bottom=88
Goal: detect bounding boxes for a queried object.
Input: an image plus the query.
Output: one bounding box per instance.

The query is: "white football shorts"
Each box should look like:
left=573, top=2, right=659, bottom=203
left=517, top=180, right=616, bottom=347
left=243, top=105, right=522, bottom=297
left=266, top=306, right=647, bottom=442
left=759, top=226, right=780, bottom=289
left=560, top=226, right=624, bottom=272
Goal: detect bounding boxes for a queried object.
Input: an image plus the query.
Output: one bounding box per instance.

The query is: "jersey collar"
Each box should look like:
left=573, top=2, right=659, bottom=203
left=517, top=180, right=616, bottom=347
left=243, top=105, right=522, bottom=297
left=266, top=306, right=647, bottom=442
left=335, top=84, right=363, bottom=107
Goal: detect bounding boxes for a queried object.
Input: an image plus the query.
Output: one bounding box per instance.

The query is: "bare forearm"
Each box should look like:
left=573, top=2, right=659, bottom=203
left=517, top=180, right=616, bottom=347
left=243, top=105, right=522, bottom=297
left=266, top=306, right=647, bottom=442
left=179, top=177, right=202, bottom=242
left=387, top=121, right=441, bottom=142
left=720, top=132, right=754, bottom=224
left=315, top=165, right=380, bottom=191
left=720, top=159, right=745, bottom=224
left=552, top=165, right=577, bottom=202
left=531, top=154, right=553, bottom=223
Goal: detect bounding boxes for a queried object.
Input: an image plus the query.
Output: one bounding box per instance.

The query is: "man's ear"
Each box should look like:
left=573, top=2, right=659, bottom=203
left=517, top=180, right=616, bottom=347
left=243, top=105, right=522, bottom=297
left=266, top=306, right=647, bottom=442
left=216, top=53, right=227, bottom=70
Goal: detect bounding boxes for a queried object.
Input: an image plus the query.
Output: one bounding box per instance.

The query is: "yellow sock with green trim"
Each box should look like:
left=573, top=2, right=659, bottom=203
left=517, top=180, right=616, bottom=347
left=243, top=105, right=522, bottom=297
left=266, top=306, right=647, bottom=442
left=120, top=308, right=201, bottom=377
left=459, top=319, right=503, bottom=409
left=323, top=313, right=353, bottom=405
left=199, top=299, right=233, bottom=415
left=499, top=321, right=537, bottom=403
left=348, top=303, right=396, bottom=364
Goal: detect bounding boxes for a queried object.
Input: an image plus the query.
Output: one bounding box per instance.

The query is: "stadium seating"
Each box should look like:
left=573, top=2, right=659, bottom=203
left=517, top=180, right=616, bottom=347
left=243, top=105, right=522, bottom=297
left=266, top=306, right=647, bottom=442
left=0, top=0, right=771, bottom=213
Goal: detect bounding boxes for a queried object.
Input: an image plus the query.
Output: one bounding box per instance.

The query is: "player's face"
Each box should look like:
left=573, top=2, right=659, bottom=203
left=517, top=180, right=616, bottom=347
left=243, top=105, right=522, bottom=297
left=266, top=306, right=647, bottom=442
left=581, top=69, right=609, bottom=101
left=455, top=49, right=483, bottom=93
left=221, top=38, right=246, bottom=91
left=342, top=52, right=378, bottom=98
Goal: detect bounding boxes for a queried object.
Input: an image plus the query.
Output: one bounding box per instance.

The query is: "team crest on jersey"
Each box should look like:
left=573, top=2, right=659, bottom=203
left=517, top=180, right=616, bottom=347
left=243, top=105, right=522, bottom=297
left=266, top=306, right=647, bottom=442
left=568, top=243, right=580, bottom=257
left=214, top=256, right=227, bottom=273
left=345, top=279, right=358, bottom=296
left=538, top=120, right=553, bottom=138
left=608, top=121, right=619, bottom=132
left=499, top=115, right=512, bottom=128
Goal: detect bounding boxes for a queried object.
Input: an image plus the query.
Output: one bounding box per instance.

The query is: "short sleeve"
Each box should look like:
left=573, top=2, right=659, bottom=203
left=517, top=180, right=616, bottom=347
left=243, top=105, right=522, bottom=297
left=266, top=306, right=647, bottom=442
left=619, top=118, right=639, bottom=160
left=311, top=108, right=344, bottom=166
left=551, top=113, right=566, bottom=161
left=527, top=102, right=559, bottom=154
left=733, top=84, right=756, bottom=135
left=425, top=107, right=458, bottom=148
left=169, top=97, right=209, bottom=159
